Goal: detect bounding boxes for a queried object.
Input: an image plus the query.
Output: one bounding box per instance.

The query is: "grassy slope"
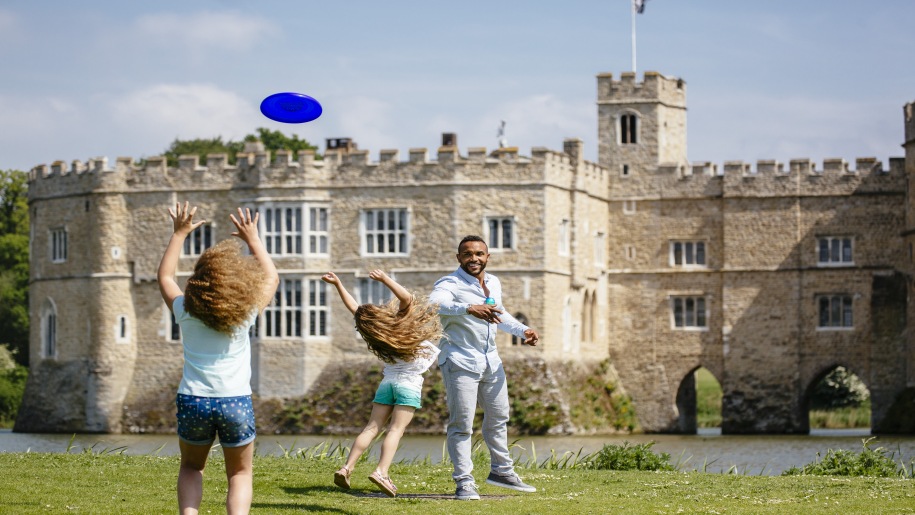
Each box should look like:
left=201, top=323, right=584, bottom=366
left=0, top=453, right=912, bottom=514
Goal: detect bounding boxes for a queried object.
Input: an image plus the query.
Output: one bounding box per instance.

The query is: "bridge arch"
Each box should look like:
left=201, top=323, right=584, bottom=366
left=801, top=362, right=871, bottom=432
left=674, top=364, right=723, bottom=434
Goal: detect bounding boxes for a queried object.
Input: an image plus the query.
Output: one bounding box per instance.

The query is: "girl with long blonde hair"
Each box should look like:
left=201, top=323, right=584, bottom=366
left=321, top=269, right=441, bottom=497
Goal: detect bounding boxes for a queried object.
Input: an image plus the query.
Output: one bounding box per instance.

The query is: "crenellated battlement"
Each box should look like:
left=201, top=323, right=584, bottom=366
left=28, top=143, right=610, bottom=201
left=597, top=71, right=686, bottom=107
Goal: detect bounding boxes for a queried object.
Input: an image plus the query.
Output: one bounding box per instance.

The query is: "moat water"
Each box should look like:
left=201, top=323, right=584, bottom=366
left=3, top=428, right=914, bottom=475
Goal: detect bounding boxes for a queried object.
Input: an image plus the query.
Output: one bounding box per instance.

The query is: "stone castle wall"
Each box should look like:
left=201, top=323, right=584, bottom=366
left=18, top=71, right=915, bottom=434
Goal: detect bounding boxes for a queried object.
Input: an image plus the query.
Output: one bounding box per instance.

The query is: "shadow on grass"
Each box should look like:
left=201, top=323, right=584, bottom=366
left=281, top=485, right=510, bottom=500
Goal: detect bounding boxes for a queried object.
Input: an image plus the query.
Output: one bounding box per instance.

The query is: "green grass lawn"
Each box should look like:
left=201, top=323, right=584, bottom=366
left=1, top=452, right=912, bottom=514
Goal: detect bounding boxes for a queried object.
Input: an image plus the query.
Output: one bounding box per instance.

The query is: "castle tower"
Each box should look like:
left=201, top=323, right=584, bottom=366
left=15, top=163, right=139, bottom=433
left=903, top=101, right=915, bottom=389
left=597, top=71, right=687, bottom=177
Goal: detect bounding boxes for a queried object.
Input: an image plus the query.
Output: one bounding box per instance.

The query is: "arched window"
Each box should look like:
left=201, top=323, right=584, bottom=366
left=41, top=299, right=58, bottom=359
left=619, top=113, right=639, bottom=144
left=511, top=313, right=529, bottom=346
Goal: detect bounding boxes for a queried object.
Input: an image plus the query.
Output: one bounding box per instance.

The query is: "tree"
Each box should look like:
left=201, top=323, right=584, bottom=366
left=245, top=128, right=319, bottom=160
left=162, top=136, right=245, bottom=167
left=161, top=129, right=320, bottom=167
left=0, top=170, right=29, bottom=366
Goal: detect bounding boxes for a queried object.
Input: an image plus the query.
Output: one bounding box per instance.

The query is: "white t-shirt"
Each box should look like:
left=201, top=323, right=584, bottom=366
left=173, top=296, right=257, bottom=397
left=381, top=341, right=440, bottom=389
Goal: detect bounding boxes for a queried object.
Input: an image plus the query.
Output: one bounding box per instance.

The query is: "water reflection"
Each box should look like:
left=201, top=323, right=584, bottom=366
left=2, top=429, right=912, bottom=476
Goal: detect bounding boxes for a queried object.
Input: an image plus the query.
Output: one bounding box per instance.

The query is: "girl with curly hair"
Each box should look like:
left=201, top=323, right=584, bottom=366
left=158, top=202, right=278, bottom=515
left=322, top=269, right=442, bottom=497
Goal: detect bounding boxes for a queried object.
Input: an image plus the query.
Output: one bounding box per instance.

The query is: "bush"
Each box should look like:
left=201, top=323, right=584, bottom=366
left=583, top=441, right=675, bottom=471
left=0, top=364, right=28, bottom=428
left=810, top=366, right=870, bottom=410
left=782, top=438, right=912, bottom=478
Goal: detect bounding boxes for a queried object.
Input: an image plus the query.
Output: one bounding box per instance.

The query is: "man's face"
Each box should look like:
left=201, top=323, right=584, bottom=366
left=457, top=240, right=490, bottom=277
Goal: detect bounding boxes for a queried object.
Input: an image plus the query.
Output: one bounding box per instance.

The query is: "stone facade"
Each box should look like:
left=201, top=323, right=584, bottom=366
left=16, top=71, right=915, bottom=434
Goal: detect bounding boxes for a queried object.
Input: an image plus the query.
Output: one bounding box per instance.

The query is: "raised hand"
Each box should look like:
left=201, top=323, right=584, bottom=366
left=168, top=201, right=205, bottom=236
left=229, top=207, right=260, bottom=244
left=321, top=272, right=341, bottom=286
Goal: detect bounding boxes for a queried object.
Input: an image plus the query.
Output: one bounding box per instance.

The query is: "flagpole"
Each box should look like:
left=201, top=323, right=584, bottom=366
left=631, top=0, right=637, bottom=73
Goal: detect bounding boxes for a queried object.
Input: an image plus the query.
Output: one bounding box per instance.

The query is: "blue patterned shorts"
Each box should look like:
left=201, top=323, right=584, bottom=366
left=176, top=394, right=256, bottom=447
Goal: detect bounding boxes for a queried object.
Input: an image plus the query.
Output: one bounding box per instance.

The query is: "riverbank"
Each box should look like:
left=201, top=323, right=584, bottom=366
left=1, top=452, right=912, bottom=514
left=4, top=429, right=915, bottom=476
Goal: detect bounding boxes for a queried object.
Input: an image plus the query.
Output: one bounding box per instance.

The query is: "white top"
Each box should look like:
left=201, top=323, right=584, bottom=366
left=173, top=296, right=257, bottom=397
left=381, top=341, right=440, bottom=389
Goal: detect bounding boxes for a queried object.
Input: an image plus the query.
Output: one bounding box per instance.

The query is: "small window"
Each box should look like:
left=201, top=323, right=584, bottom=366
left=486, top=217, right=514, bottom=250
left=621, top=164, right=631, bottom=177
left=169, top=311, right=181, bottom=342
left=671, top=296, right=707, bottom=329
left=116, top=315, right=129, bottom=344
left=359, top=277, right=393, bottom=305
left=624, top=245, right=636, bottom=261
left=670, top=241, right=707, bottom=267
left=620, top=113, right=639, bottom=144
left=42, top=300, right=57, bottom=358
left=182, top=224, right=213, bottom=256
left=623, top=200, right=637, bottom=215
left=50, top=228, right=68, bottom=263
left=818, top=295, right=853, bottom=329
left=817, top=237, right=853, bottom=266
left=558, top=219, right=571, bottom=256
left=361, top=208, right=409, bottom=256
left=511, top=313, right=529, bottom=346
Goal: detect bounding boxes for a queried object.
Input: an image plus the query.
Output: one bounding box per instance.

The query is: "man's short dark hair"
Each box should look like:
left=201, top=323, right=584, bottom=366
left=458, top=235, right=486, bottom=252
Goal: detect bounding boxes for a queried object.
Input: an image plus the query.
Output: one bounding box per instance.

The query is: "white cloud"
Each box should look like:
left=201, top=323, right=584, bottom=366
left=331, top=96, right=399, bottom=150
left=471, top=94, right=594, bottom=157
left=134, top=11, right=276, bottom=51
left=108, top=83, right=261, bottom=145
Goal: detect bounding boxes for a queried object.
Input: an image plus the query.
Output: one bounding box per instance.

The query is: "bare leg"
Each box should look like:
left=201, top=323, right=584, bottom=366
left=344, top=403, right=393, bottom=471
left=223, top=442, right=254, bottom=515
left=376, top=405, right=415, bottom=477
left=178, top=440, right=212, bottom=515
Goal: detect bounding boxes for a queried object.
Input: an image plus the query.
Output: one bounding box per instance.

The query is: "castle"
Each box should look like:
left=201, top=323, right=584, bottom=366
left=16, top=71, right=915, bottom=434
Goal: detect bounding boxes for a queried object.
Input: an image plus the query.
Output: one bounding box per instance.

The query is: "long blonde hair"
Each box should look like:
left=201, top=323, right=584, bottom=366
left=354, top=295, right=442, bottom=364
left=184, top=239, right=266, bottom=334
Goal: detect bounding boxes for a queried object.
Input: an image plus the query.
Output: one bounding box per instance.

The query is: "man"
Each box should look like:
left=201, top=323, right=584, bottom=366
left=429, top=235, right=540, bottom=501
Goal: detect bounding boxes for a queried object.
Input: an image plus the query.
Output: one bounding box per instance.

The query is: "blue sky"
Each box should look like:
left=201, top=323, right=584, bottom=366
left=2, top=1, right=913, bottom=172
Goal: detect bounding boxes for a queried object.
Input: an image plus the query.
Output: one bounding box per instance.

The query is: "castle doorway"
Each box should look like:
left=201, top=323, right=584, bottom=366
left=674, top=367, right=722, bottom=433
left=805, top=365, right=871, bottom=430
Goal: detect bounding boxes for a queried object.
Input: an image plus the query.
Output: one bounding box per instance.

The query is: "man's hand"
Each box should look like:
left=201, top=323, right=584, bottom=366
left=522, top=328, right=539, bottom=346
left=467, top=304, right=503, bottom=324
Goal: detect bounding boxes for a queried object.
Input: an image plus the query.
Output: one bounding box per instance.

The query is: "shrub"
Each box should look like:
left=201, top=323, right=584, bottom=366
left=782, top=438, right=912, bottom=478
left=810, top=366, right=870, bottom=410
left=583, top=441, right=675, bottom=471
left=0, top=364, right=28, bottom=428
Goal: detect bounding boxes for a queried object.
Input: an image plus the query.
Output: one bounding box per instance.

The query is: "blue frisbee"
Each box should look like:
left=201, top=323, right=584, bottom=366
left=260, top=92, right=323, bottom=123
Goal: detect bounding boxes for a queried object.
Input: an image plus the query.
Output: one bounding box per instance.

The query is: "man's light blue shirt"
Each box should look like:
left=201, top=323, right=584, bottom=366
left=429, top=267, right=529, bottom=374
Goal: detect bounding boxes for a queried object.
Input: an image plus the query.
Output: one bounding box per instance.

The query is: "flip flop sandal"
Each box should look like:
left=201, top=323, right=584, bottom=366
left=333, top=467, right=351, bottom=489
left=368, top=471, right=397, bottom=497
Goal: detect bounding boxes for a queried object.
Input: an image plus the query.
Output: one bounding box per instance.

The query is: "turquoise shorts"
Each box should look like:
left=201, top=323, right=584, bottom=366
left=373, top=380, right=422, bottom=409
